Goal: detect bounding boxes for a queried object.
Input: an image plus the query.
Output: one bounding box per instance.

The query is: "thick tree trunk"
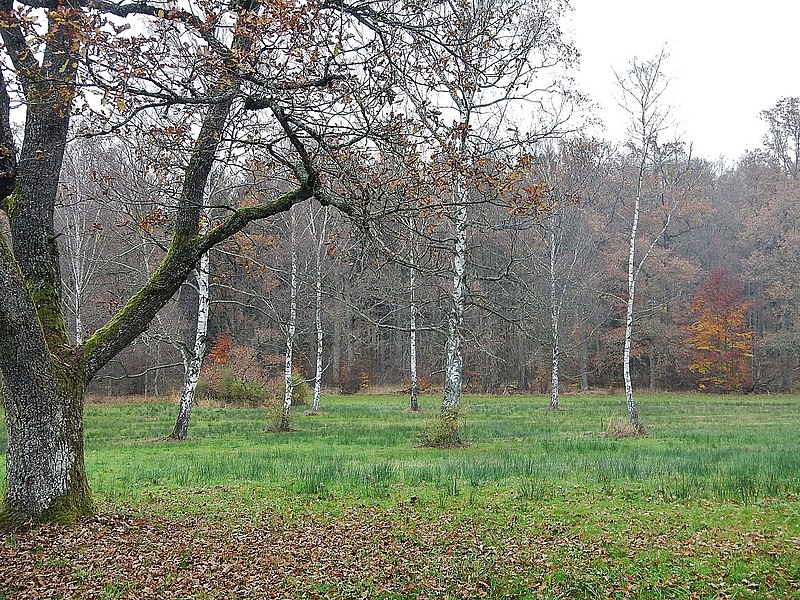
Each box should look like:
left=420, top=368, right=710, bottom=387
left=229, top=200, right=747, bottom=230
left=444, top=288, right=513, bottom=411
left=170, top=249, right=210, bottom=440
left=0, top=239, right=91, bottom=529
left=3, top=371, right=91, bottom=530
left=0, top=15, right=86, bottom=528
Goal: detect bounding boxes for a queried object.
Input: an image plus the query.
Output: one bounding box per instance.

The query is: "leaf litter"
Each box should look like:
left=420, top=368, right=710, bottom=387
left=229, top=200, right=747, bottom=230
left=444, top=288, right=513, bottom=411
left=2, top=495, right=798, bottom=599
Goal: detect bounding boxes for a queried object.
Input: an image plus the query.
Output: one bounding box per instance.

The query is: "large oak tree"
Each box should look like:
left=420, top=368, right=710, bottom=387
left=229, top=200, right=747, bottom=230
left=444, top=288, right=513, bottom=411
left=0, top=0, right=431, bottom=529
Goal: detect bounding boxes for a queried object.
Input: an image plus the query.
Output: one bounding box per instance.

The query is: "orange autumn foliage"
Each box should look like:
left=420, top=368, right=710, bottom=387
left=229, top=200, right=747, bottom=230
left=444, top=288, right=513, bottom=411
left=206, top=334, right=233, bottom=366
left=688, top=269, right=753, bottom=392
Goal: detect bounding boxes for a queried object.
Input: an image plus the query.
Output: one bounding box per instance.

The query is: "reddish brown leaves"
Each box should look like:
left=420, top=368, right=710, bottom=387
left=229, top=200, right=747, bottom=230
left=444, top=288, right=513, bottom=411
left=688, top=269, right=753, bottom=392
left=2, top=503, right=797, bottom=599
left=206, top=335, right=233, bottom=366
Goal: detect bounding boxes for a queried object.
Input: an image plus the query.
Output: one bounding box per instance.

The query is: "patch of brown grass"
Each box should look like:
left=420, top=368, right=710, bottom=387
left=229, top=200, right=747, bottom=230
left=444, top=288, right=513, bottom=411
left=604, top=416, right=648, bottom=438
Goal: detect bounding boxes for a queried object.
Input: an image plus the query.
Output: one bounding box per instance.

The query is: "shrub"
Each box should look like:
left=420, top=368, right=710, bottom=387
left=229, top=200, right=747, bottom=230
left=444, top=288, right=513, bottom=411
left=198, top=367, right=273, bottom=407
left=279, top=372, right=309, bottom=406
left=338, top=366, right=361, bottom=395
left=604, top=416, right=648, bottom=438
left=419, top=409, right=465, bottom=448
left=292, top=373, right=309, bottom=406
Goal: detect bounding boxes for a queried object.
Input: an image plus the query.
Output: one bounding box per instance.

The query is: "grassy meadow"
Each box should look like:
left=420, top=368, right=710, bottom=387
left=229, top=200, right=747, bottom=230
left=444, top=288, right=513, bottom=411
left=2, top=392, right=799, bottom=598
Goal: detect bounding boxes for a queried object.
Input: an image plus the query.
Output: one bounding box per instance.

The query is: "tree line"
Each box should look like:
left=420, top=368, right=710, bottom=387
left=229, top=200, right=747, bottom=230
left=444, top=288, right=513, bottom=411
left=70, top=97, right=799, bottom=402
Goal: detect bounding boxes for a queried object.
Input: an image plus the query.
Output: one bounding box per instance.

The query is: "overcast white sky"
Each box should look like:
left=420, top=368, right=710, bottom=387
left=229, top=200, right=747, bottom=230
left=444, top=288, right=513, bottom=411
left=567, top=0, right=799, bottom=162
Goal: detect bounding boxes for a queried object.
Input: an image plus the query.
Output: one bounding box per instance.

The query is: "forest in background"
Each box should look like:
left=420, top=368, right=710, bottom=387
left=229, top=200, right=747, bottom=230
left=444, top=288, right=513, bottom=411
left=63, top=97, right=800, bottom=399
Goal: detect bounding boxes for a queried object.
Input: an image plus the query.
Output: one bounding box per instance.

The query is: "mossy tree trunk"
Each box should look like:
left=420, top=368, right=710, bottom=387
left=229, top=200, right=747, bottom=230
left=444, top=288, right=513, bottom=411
left=0, top=5, right=319, bottom=529
left=1, top=370, right=92, bottom=529
left=0, top=236, right=92, bottom=529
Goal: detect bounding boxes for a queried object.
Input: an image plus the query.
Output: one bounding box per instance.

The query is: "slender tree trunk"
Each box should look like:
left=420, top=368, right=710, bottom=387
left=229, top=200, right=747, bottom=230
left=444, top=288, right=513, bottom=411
left=170, top=248, right=210, bottom=440
left=281, top=209, right=298, bottom=431
left=312, top=207, right=328, bottom=414
left=649, top=343, right=657, bottom=392
left=624, top=189, right=643, bottom=430
left=579, top=326, right=589, bottom=392
left=73, top=283, right=85, bottom=345
left=549, top=226, right=560, bottom=410
left=440, top=191, right=468, bottom=443
left=340, top=283, right=356, bottom=393
left=153, top=344, right=161, bottom=397
left=332, top=309, right=341, bottom=388
left=409, top=234, right=419, bottom=412
left=65, top=204, right=87, bottom=345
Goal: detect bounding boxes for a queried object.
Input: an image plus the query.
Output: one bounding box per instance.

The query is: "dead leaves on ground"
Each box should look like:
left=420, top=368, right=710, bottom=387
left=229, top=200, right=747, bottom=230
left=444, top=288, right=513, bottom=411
left=2, top=501, right=798, bottom=599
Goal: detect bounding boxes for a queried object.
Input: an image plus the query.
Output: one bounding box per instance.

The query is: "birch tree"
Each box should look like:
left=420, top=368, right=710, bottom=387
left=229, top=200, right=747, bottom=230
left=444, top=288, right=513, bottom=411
left=396, top=0, right=576, bottom=445
left=615, top=52, right=671, bottom=432
left=58, top=145, right=112, bottom=345
left=509, top=140, right=607, bottom=409
left=170, top=218, right=211, bottom=440
left=310, top=205, right=329, bottom=414
left=408, top=216, right=421, bottom=411
left=279, top=207, right=299, bottom=431
left=545, top=211, right=568, bottom=410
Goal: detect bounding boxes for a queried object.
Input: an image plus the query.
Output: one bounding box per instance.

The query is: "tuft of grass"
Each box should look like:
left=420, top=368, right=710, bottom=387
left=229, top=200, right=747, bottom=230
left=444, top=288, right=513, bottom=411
left=419, top=408, right=466, bottom=448
left=605, top=415, right=648, bottom=438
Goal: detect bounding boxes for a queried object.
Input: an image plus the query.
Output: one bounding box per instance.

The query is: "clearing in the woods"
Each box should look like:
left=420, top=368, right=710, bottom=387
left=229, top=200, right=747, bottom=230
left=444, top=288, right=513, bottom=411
left=1, top=393, right=799, bottom=598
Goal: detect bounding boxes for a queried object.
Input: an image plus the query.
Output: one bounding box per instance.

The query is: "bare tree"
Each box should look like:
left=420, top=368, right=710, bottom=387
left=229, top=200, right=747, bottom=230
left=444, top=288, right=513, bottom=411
left=397, top=0, right=576, bottom=444
left=615, top=51, right=671, bottom=432
left=760, top=97, right=800, bottom=180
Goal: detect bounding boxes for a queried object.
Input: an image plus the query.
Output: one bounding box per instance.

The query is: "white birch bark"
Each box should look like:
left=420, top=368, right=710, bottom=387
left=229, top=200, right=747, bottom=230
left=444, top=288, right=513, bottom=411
left=442, top=195, right=468, bottom=416
left=623, top=180, right=643, bottom=429
left=281, top=208, right=298, bottom=430
left=616, top=51, right=671, bottom=431
left=548, top=224, right=560, bottom=410
left=64, top=202, right=88, bottom=345
left=312, top=207, right=328, bottom=414
left=409, top=218, right=419, bottom=411
left=170, top=247, right=210, bottom=440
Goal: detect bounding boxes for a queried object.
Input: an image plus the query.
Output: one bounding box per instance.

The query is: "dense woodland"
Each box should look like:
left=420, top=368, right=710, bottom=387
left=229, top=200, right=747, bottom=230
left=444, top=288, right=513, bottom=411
left=71, top=108, right=800, bottom=399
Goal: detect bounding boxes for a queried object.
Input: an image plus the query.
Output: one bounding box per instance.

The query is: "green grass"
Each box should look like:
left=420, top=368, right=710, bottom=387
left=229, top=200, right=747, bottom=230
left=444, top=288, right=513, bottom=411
left=1, top=393, right=799, bottom=504
left=1, top=393, right=799, bottom=598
